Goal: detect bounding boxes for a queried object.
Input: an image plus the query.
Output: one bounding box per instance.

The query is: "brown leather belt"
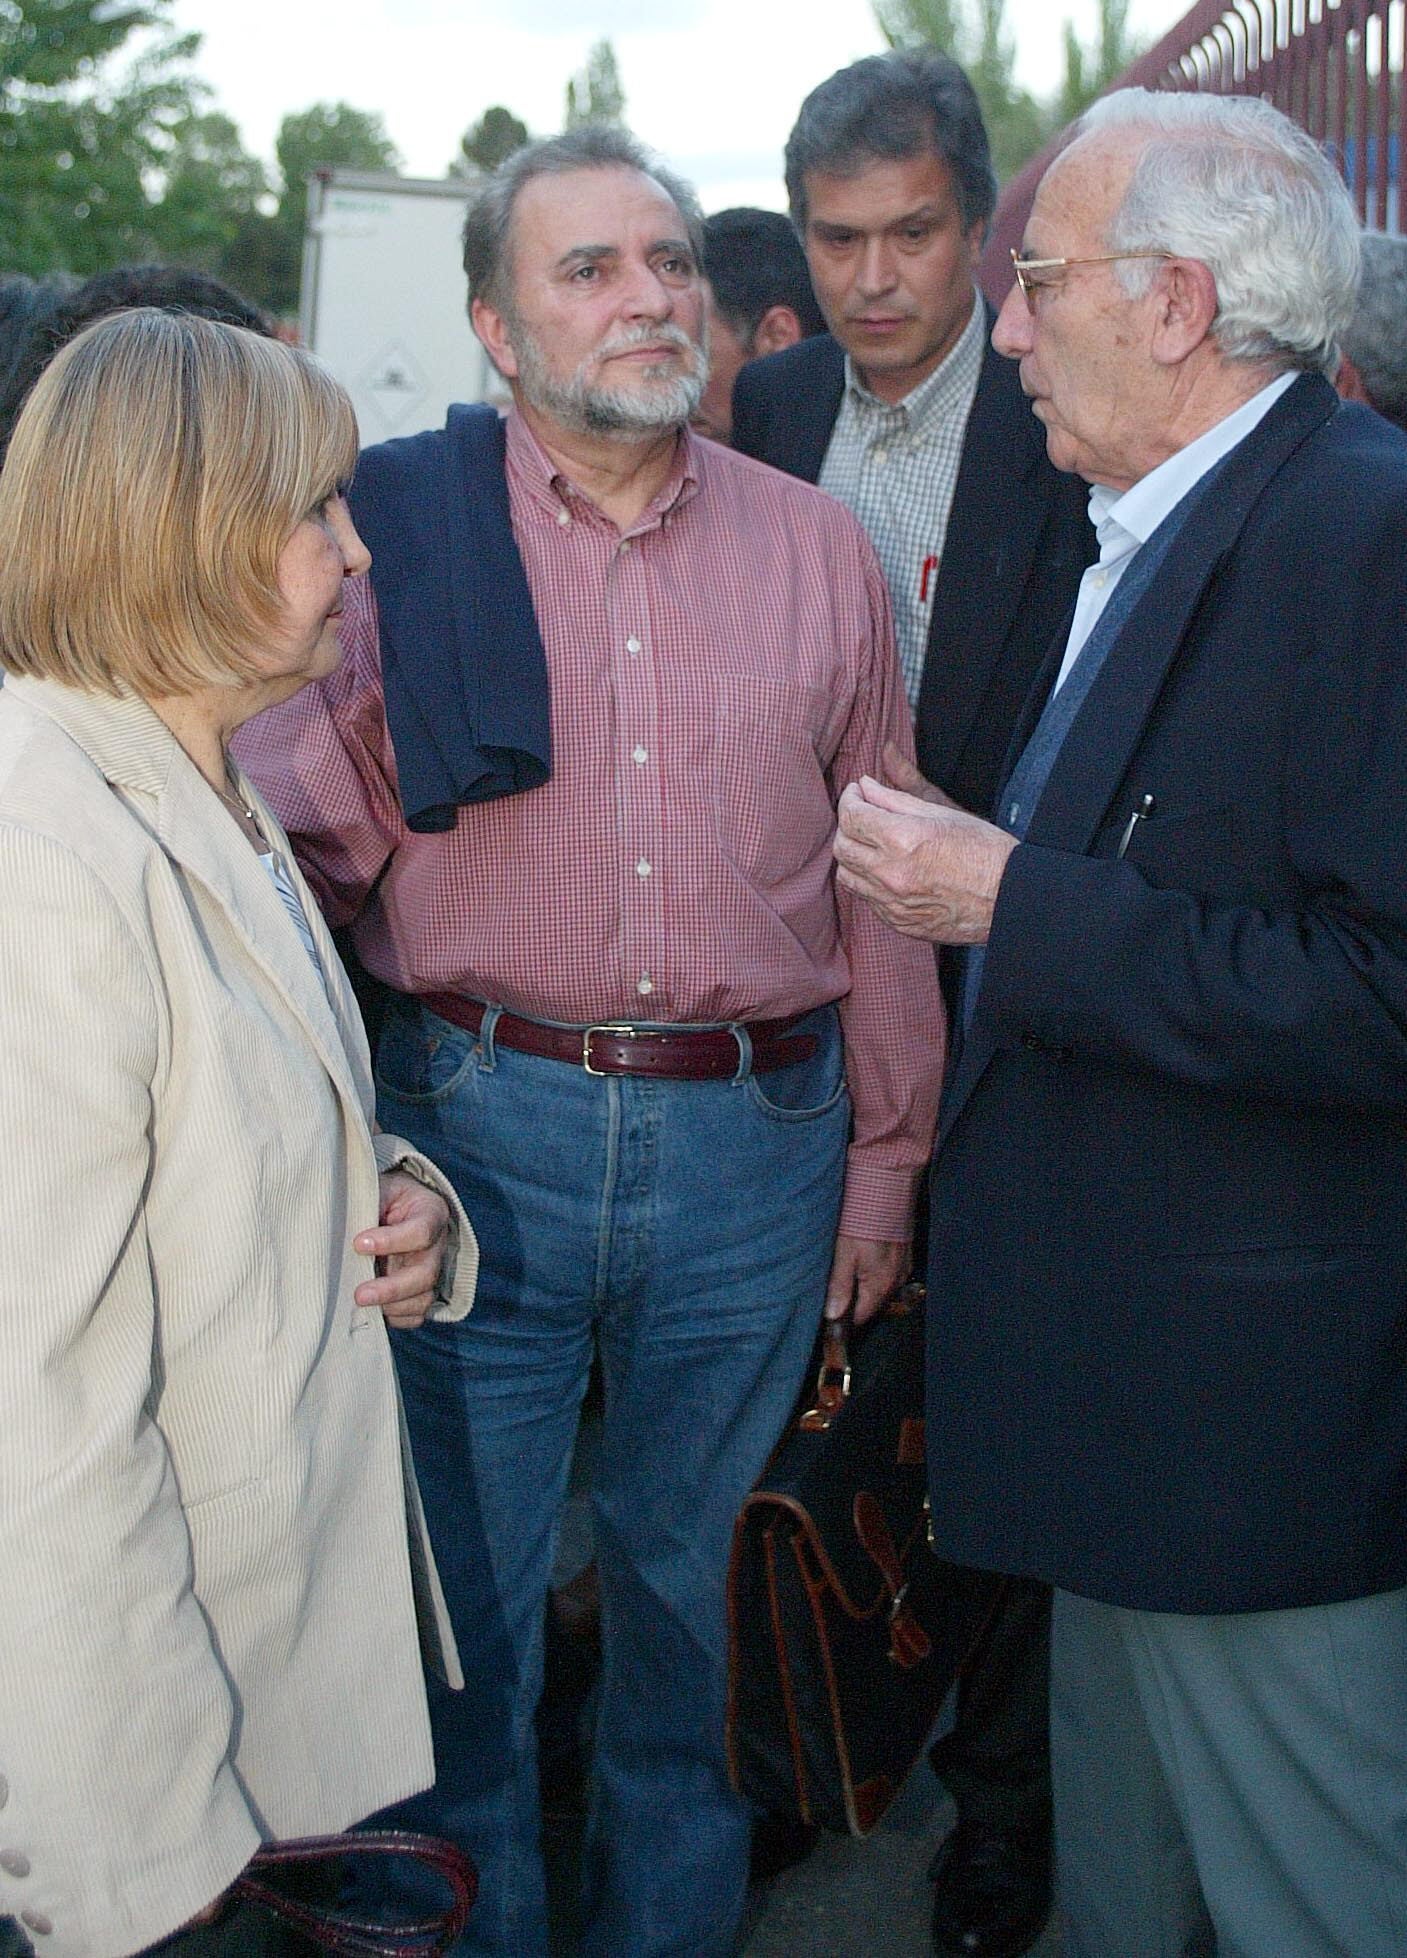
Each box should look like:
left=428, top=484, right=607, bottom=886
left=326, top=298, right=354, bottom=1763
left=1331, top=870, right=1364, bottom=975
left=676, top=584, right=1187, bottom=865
left=419, top=993, right=819, bottom=1080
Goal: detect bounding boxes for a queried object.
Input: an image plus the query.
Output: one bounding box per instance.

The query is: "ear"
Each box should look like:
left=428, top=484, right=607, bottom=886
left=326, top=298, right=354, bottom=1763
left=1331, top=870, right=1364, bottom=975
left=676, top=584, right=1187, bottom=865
left=1149, top=257, right=1219, bottom=366
left=1336, top=352, right=1373, bottom=406
left=471, top=296, right=520, bottom=381
left=752, top=305, right=806, bottom=355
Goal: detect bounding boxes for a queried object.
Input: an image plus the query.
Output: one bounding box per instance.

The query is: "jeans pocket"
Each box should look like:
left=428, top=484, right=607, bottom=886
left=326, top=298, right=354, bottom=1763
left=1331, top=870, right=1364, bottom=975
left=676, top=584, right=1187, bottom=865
left=375, top=1006, right=477, bottom=1105
left=744, top=1012, right=848, bottom=1122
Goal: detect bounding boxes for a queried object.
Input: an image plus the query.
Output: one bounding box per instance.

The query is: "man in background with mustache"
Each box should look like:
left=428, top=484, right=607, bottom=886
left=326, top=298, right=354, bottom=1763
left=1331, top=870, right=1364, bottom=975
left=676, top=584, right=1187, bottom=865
left=238, top=125, right=943, bottom=1957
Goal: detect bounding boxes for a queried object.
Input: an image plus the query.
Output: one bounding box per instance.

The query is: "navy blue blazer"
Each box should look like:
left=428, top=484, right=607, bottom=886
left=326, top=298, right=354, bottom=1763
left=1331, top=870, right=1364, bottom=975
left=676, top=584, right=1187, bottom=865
left=730, top=319, right=1095, bottom=819
left=925, top=375, right=1407, bottom=1613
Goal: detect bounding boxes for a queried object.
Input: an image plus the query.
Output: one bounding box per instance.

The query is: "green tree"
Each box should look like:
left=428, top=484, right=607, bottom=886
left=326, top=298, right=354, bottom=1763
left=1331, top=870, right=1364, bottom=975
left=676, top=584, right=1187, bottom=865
left=452, top=103, right=529, bottom=177
left=967, top=0, right=1047, bottom=181
left=250, top=101, right=400, bottom=317
left=564, top=39, right=625, bottom=128
left=875, top=0, right=1045, bottom=182
left=0, top=0, right=206, bottom=273
left=1, top=0, right=153, bottom=86
left=875, top=0, right=1139, bottom=182
left=874, top=0, right=964, bottom=61
left=149, top=108, right=268, bottom=270
left=274, top=100, right=399, bottom=198
left=1056, top=0, right=1138, bottom=128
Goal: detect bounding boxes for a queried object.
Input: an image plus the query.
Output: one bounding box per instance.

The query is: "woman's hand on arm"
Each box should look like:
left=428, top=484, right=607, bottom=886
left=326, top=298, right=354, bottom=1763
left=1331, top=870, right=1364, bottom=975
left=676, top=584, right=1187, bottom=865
left=354, top=1171, right=452, bottom=1328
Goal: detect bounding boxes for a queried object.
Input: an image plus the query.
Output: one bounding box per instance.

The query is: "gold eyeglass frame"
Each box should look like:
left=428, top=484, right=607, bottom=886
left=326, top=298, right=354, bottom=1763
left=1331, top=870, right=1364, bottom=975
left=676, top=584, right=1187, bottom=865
left=1009, top=248, right=1172, bottom=308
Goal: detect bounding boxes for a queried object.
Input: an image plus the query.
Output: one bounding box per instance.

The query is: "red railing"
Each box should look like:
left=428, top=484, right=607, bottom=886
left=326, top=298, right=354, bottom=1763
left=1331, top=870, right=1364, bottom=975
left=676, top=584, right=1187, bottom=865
left=979, top=0, right=1405, bottom=305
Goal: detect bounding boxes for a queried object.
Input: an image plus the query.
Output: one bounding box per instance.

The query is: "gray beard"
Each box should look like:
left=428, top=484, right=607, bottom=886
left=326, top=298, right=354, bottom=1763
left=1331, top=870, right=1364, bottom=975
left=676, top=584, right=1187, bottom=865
left=509, top=320, right=707, bottom=439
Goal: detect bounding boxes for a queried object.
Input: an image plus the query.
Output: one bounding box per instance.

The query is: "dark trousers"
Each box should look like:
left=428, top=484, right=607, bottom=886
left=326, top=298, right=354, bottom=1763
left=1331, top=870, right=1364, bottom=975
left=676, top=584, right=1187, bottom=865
left=139, top=1900, right=312, bottom=1956
left=928, top=1574, right=1052, bottom=1835
left=913, top=1141, right=1052, bottom=1842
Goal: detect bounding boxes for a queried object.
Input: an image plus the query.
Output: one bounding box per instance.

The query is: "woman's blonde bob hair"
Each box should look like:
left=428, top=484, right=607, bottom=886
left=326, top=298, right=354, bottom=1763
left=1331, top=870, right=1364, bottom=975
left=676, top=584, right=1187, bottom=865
left=0, top=306, right=359, bottom=696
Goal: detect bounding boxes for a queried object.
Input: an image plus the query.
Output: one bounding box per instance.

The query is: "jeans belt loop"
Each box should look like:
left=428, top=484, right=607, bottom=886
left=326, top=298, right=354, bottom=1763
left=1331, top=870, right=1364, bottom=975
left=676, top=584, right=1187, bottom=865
left=729, top=1022, right=754, bottom=1085
left=477, top=1001, right=503, bottom=1071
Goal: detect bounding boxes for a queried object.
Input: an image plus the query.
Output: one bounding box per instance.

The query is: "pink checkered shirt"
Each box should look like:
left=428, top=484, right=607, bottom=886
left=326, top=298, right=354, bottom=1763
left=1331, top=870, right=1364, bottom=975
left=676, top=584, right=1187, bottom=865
left=237, top=415, right=944, bottom=1239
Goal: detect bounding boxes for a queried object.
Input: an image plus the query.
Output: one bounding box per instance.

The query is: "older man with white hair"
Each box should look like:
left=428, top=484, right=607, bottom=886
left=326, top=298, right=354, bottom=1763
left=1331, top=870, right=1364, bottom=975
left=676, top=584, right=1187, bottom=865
left=835, top=88, right=1407, bottom=1956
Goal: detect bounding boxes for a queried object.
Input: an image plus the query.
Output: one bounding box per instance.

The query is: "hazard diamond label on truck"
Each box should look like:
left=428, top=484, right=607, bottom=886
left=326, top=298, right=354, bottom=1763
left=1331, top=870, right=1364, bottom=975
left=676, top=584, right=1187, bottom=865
left=360, top=342, right=431, bottom=434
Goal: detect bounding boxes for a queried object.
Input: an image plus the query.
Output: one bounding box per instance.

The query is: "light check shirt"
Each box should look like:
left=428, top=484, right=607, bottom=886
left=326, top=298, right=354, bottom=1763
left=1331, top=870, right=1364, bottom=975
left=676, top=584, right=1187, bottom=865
left=237, top=415, right=945, bottom=1240
left=818, top=294, right=986, bottom=711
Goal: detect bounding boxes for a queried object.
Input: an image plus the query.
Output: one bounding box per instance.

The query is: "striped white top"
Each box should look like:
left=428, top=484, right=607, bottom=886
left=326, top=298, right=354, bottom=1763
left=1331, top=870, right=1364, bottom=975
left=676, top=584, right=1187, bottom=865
left=259, top=847, right=326, bottom=986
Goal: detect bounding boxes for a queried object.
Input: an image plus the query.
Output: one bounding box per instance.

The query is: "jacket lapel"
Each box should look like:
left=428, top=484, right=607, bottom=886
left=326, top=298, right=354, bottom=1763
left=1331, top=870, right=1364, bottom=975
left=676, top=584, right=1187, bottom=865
left=1022, top=374, right=1339, bottom=856
left=939, top=373, right=1341, bottom=1142
left=12, top=678, right=366, bottom=1116
left=915, top=327, right=1054, bottom=771
left=227, top=762, right=376, bottom=1114
left=779, top=335, right=846, bottom=484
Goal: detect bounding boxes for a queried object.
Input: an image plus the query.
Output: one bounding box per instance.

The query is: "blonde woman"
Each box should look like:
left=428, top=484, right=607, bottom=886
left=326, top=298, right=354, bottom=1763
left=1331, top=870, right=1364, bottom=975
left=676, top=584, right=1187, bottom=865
left=0, top=309, right=477, bottom=1958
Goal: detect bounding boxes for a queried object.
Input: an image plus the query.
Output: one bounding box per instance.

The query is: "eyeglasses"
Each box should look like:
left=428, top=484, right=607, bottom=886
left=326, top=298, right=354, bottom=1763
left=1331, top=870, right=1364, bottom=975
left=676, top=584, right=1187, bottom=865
left=1009, top=248, right=1172, bottom=309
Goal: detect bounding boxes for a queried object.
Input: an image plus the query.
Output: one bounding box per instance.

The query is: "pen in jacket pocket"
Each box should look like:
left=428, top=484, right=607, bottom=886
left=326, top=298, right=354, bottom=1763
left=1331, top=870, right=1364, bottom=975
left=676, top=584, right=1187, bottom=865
left=1116, top=792, right=1156, bottom=860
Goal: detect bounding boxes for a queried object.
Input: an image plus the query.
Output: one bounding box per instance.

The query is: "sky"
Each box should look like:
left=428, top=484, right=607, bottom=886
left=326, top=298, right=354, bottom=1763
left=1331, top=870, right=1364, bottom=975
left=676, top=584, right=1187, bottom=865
left=162, top=0, right=1186, bottom=211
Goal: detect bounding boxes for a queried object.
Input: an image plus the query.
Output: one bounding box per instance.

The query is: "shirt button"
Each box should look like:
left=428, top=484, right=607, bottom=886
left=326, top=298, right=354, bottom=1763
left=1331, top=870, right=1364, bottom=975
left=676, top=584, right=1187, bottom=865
left=0, top=1850, right=31, bottom=1877
left=632, top=746, right=648, bottom=764
left=637, top=974, right=654, bottom=995
left=636, top=859, right=651, bottom=878
left=872, top=447, right=888, bottom=465
left=20, top=1911, right=52, bottom=1937
left=620, top=539, right=632, bottom=553
left=556, top=506, right=570, bottom=527
left=626, top=636, right=641, bottom=655
left=1093, top=572, right=1107, bottom=588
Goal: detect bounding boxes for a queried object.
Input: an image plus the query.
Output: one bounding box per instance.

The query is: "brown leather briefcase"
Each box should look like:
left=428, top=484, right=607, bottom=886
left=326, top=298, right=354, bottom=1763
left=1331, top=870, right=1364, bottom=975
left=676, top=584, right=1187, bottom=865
left=725, top=1284, right=1005, bottom=1836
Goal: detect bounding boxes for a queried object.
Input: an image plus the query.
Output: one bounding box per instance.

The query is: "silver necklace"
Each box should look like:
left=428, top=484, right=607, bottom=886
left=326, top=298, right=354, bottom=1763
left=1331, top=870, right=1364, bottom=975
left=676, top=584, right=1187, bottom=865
left=217, top=775, right=259, bottom=827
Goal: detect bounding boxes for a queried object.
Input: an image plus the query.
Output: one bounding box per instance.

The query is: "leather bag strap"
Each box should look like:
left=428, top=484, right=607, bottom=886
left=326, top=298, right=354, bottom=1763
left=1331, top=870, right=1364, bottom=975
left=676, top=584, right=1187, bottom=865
left=232, top=1831, right=476, bottom=1956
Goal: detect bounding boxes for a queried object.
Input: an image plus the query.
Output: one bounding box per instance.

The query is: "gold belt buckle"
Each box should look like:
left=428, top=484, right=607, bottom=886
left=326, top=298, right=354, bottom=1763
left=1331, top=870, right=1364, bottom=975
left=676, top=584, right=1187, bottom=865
left=581, top=1023, right=639, bottom=1074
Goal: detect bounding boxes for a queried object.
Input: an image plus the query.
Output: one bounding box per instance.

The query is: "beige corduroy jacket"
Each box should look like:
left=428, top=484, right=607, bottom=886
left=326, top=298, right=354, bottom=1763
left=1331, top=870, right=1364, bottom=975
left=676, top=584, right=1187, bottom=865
left=0, top=674, right=477, bottom=1958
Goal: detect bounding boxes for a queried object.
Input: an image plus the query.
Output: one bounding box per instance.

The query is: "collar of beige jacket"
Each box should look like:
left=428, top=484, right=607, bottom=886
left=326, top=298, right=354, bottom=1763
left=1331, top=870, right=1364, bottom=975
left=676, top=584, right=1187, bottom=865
left=4, top=673, right=371, bottom=1122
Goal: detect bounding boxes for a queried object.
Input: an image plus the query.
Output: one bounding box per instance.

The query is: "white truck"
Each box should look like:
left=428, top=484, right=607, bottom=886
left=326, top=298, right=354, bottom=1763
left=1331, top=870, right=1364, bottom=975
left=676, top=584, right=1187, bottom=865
left=299, top=169, right=496, bottom=443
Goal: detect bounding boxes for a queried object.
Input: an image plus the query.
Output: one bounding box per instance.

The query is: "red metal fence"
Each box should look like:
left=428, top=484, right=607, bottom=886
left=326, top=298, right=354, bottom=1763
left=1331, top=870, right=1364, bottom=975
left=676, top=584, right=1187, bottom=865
left=978, top=0, right=1405, bottom=304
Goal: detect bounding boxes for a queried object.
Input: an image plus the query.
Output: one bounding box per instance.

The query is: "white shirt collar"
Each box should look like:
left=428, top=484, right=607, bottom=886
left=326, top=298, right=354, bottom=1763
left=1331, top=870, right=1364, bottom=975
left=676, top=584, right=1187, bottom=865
left=1087, top=370, right=1298, bottom=549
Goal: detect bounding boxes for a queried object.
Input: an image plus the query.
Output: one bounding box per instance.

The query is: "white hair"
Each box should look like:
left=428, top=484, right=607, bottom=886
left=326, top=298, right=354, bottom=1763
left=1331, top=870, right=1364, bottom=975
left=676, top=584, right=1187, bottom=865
left=1070, top=89, right=1360, bottom=376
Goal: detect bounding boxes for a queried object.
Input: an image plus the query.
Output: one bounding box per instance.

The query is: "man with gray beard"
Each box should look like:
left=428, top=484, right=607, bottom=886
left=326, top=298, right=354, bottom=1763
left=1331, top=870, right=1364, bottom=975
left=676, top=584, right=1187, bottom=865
left=238, top=125, right=943, bottom=1958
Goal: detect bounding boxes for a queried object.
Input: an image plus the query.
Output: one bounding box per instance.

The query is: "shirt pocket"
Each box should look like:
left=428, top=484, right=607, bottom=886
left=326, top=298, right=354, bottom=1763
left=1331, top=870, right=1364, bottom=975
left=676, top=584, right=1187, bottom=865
left=710, top=674, right=834, bottom=890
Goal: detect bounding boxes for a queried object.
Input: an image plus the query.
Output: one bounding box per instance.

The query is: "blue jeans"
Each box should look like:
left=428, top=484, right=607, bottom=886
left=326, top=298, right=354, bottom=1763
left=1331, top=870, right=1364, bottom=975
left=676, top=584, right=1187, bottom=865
left=367, top=1000, right=848, bottom=1957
